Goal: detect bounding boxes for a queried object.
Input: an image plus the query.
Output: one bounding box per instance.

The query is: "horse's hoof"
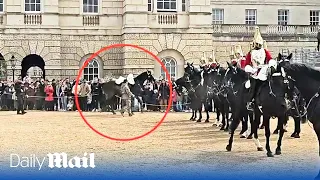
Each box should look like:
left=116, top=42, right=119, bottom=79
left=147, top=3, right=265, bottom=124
left=226, top=145, right=232, bottom=151
left=220, top=127, right=225, bottom=131
left=294, top=134, right=300, bottom=138
left=267, top=152, right=274, bottom=157
left=260, top=126, right=264, bottom=129
left=257, top=147, right=263, bottom=151
left=196, top=120, right=201, bottom=123
left=273, top=130, right=278, bottom=134
left=275, top=149, right=281, bottom=155
left=240, top=135, right=246, bottom=138
left=284, top=129, right=288, bottom=132
left=247, top=135, right=253, bottom=139
left=204, top=120, right=209, bottom=123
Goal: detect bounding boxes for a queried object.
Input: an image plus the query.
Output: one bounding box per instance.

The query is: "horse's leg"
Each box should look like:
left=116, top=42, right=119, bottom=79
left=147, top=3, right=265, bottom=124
left=247, top=111, right=254, bottom=139
left=240, top=115, right=248, bottom=138
left=196, top=104, right=202, bottom=122
left=190, top=109, right=195, bottom=121
left=263, top=114, right=273, bottom=157
left=205, top=102, right=210, bottom=123
left=275, top=115, right=286, bottom=155
left=253, top=110, right=263, bottom=151
left=291, top=116, right=301, bottom=138
left=137, top=96, right=144, bottom=113
left=226, top=112, right=242, bottom=151
left=224, top=103, right=230, bottom=132
left=220, top=106, right=226, bottom=131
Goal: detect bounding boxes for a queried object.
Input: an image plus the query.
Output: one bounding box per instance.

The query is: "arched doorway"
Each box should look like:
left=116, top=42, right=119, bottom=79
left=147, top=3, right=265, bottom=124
left=21, top=54, right=45, bottom=79
left=0, top=53, right=6, bottom=80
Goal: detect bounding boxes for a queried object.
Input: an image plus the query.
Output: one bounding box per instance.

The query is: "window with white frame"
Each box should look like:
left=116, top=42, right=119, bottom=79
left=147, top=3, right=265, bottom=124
left=160, top=57, right=176, bottom=80
left=212, top=9, right=224, bottom=24
left=157, top=0, right=176, bottom=12
left=278, top=9, right=289, bottom=25
left=245, top=9, right=257, bottom=25
left=148, top=0, right=152, bottom=12
left=83, top=0, right=98, bottom=13
left=0, top=0, right=3, bottom=12
left=25, top=0, right=41, bottom=12
left=83, top=59, right=100, bottom=81
left=310, top=10, right=320, bottom=25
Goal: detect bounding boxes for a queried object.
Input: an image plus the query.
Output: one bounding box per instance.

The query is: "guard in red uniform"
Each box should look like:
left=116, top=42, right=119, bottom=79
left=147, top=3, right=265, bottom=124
left=244, top=27, right=273, bottom=110
left=231, top=45, right=246, bottom=69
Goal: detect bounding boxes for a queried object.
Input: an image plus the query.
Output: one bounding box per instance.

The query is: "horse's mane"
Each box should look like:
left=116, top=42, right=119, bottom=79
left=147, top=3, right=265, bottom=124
left=234, top=66, right=249, bottom=79
left=285, top=63, right=320, bottom=81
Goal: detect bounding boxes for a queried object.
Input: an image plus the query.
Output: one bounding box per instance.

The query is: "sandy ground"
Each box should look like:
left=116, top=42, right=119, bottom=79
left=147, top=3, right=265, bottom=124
left=0, top=110, right=319, bottom=178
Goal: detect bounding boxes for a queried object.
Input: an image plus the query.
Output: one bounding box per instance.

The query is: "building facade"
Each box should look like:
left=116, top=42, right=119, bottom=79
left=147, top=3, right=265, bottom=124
left=0, top=0, right=319, bottom=81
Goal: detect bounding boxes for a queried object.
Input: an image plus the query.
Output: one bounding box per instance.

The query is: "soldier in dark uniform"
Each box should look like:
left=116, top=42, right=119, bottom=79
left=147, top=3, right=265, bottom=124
left=14, top=76, right=26, bottom=115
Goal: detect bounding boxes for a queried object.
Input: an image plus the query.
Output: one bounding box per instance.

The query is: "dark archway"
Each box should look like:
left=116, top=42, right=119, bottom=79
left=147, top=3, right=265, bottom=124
left=21, top=54, right=45, bottom=79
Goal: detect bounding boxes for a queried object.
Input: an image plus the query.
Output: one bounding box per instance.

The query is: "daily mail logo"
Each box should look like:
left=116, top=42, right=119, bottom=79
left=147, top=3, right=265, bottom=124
left=10, top=153, right=95, bottom=170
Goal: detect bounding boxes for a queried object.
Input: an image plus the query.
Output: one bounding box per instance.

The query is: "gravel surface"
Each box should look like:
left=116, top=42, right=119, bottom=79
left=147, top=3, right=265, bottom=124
left=0, top=111, right=319, bottom=179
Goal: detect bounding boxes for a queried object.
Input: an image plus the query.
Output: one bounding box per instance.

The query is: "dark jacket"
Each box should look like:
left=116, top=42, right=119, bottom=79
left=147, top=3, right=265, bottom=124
left=159, top=83, right=170, bottom=100
left=317, top=32, right=320, bottom=40
left=91, top=82, right=100, bottom=96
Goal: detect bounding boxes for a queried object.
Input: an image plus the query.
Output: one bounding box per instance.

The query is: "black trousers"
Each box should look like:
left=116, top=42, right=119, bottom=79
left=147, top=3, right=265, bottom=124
left=317, top=40, right=320, bottom=51
left=16, top=96, right=25, bottom=113
left=79, top=97, right=87, bottom=111
left=92, top=95, right=99, bottom=109
left=249, top=79, right=263, bottom=102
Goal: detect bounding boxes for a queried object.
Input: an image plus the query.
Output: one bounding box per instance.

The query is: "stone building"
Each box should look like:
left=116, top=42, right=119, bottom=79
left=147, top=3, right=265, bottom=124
left=0, top=0, right=319, bottom=81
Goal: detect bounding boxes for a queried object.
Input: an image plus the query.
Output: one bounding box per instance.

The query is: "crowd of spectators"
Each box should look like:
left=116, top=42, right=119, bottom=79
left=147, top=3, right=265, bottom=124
left=0, top=75, right=191, bottom=112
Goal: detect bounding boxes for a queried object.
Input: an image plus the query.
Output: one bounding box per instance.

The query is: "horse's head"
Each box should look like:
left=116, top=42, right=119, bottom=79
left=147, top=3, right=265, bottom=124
left=175, top=77, right=186, bottom=94
left=277, top=53, right=293, bottom=68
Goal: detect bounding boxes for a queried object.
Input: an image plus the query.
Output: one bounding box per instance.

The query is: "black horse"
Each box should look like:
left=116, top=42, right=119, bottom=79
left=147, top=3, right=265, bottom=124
left=271, top=53, right=307, bottom=138
left=183, top=63, right=210, bottom=122
left=100, top=71, right=154, bottom=114
left=204, top=65, right=230, bottom=130
left=223, top=62, right=254, bottom=138
left=129, top=70, right=155, bottom=112
left=279, top=62, right=320, bottom=179
left=226, top=63, right=288, bottom=157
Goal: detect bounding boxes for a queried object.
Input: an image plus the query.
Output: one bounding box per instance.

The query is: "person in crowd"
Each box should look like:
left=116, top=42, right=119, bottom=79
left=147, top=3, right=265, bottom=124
left=79, top=79, right=90, bottom=111
left=44, top=81, right=54, bottom=111
left=14, top=77, right=26, bottom=115
left=91, top=77, right=100, bottom=112
left=158, top=78, right=170, bottom=112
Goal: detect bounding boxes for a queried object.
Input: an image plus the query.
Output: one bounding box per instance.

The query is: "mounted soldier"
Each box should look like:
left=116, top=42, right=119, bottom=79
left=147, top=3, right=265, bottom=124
left=243, top=26, right=273, bottom=110
left=208, top=50, right=219, bottom=70
left=231, top=45, right=246, bottom=69
left=199, top=51, right=210, bottom=71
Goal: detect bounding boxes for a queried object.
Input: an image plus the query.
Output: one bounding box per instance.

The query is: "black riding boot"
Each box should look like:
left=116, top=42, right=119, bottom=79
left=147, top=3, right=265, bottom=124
left=246, top=79, right=262, bottom=111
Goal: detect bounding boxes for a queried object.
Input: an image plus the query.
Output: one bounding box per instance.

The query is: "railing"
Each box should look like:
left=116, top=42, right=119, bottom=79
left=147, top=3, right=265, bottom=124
left=213, top=24, right=320, bottom=36
left=157, top=13, right=178, bottom=24
left=148, top=13, right=189, bottom=29
left=82, top=15, right=100, bottom=26
left=24, top=14, right=42, bottom=25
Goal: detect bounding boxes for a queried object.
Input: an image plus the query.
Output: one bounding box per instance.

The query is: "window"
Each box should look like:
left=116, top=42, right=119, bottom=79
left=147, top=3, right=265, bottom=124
left=182, top=0, right=186, bottom=12
left=27, top=67, right=43, bottom=78
left=160, top=57, right=176, bottom=80
left=83, top=59, right=99, bottom=81
left=83, top=0, right=98, bottom=13
left=245, top=9, right=257, bottom=25
left=25, top=0, right=41, bottom=12
left=212, top=9, right=224, bottom=24
left=148, top=0, right=152, bottom=12
left=157, top=0, right=176, bottom=12
left=0, top=0, right=3, bottom=12
left=278, top=9, right=289, bottom=25
left=310, top=10, right=320, bottom=25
